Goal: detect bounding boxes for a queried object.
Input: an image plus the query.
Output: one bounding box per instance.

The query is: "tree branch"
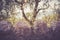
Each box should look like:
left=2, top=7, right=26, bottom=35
left=32, top=2, right=50, bottom=22
left=32, top=0, right=40, bottom=22
left=37, top=3, right=49, bottom=13
left=20, top=1, right=33, bottom=26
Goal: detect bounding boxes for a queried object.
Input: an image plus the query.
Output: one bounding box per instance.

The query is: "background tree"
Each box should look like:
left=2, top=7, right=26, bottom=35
left=0, top=0, right=59, bottom=27
left=15, top=0, right=49, bottom=26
